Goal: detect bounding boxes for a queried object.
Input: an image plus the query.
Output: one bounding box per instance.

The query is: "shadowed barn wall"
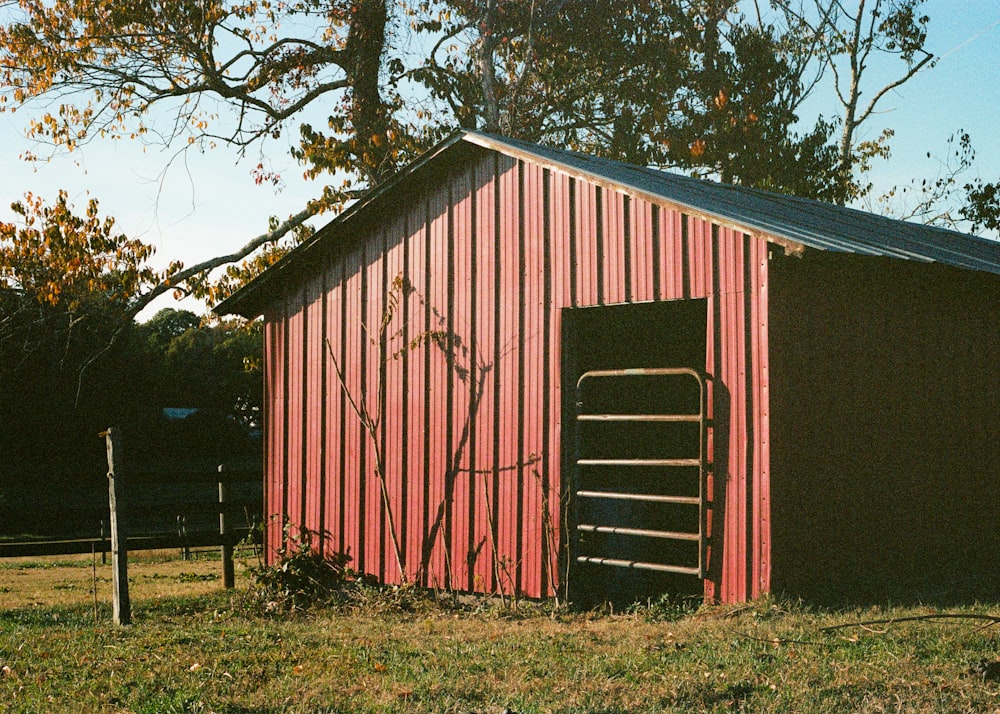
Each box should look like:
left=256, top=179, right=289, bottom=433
left=768, top=252, right=1000, bottom=602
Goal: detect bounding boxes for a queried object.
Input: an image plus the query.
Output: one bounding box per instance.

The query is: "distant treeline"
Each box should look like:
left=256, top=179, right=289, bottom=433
left=0, top=306, right=262, bottom=489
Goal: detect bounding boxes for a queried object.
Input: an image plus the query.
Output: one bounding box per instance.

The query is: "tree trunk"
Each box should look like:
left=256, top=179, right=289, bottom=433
left=346, top=0, right=393, bottom=183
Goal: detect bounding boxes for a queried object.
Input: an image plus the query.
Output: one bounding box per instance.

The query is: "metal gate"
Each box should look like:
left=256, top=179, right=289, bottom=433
left=573, top=368, right=707, bottom=579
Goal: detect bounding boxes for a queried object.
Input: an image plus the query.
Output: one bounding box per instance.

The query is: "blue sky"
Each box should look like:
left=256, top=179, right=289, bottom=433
left=0, top=0, right=997, bottom=317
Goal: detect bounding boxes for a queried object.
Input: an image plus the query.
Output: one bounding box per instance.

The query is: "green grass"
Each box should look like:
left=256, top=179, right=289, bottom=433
left=0, top=559, right=998, bottom=712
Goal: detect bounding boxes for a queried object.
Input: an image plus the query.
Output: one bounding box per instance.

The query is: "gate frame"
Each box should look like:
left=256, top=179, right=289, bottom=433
left=571, top=368, right=709, bottom=580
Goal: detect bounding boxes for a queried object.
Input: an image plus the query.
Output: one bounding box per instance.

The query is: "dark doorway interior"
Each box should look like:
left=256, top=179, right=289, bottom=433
left=561, top=299, right=708, bottom=605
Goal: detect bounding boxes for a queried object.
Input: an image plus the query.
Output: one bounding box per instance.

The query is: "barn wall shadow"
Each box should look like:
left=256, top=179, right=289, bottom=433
left=768, top=252, right=1000, bottom=606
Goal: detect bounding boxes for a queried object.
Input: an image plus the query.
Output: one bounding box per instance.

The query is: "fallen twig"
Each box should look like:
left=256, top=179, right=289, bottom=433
left=821, top=613, right=1000, bottom=633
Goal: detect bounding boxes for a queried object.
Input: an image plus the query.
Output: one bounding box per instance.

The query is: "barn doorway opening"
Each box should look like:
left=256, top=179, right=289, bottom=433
left=561, top=299, right=708, bottom=605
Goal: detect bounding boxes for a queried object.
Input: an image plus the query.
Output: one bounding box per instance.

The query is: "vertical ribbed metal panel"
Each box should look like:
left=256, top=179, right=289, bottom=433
left=303, top=273, right=324, bottom=545
left=448, top=168, right=472, bottom=592
left=522, top=161, right=547, bottom=596
left=264, top=148, right=771, bottom=602
left=383, top=214, right=406, bottom=584
left=496, top=156, right=520, bottom=594
left=262, top=313, right=284, bottom=558
left=470, top=156, right=502, bottom=592
left=323, top=259, right=345, bottom=557
left=427, top=178, right=450, bottom=587
left=403, top=198, right=426, bottom=582
left=603, top=191, right=627, bottom=305
left=629, top=199, right=655, bottom=303
left=285, top=286, right=305, bottom=544
left=363, top=232, right=384, bottom=581
left=341, top=245, right=364, bottom=570
left=750, top=236, right=771, bottom=598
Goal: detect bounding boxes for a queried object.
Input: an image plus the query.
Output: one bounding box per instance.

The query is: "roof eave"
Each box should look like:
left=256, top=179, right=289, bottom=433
left=464, top=131, right=811, bottom=257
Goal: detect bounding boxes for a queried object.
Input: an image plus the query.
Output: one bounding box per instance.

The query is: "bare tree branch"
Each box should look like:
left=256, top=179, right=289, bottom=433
left=125, top=203, right=318, bottom=322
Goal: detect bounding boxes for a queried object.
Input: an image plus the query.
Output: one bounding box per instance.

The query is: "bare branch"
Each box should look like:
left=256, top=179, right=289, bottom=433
left=854, top=50, right=933, bottom=127
left=125, top=204, right=318, bottom=322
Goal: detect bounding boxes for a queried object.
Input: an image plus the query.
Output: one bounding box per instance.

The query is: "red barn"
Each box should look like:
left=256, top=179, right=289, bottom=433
left=217, top=131, right=1000, bottom=604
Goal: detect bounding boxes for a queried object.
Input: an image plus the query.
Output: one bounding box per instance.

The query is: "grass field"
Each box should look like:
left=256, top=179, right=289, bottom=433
left=0, top=552, right=998, bottom=712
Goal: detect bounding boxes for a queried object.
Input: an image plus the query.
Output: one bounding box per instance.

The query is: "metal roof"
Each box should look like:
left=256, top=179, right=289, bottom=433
left=465, top=132, right=1000, bottom=274
left=216, top=130, right=1000, bottom=316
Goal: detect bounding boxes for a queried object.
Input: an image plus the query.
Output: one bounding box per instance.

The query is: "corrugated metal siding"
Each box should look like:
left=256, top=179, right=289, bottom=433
left=262, top=313, right=283, bottom=559
left=263, top=150, right=770, bottom=602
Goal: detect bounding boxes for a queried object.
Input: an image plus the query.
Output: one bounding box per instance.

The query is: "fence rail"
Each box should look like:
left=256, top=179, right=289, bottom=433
left=0, top=529, right=257, bottom=559
left=0, top=464, right=262, bottom=588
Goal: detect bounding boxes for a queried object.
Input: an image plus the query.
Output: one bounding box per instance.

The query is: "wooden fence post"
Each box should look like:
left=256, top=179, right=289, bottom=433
left=103, top=427, right=131, bottom=626
left=218, top=464, right=235, bottom=589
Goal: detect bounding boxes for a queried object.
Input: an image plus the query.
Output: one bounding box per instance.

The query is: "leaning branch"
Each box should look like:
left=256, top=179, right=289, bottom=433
left=854, top=51, right=934, bottom=128
left=124, top=202, right=318, bottom=321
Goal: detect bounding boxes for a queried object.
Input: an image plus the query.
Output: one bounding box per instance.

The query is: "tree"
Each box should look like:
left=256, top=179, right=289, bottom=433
left=0, top=0, right=416, bottom=309
left=140, top=307, right=202, bottom=349
left=765, top=0, right=934, bottom=202
left=0, top=194, right=262, bottom=471
left=130, top=311, right=263, bottom=463
left=0, top=0, right=876, bottom=308
left=408, top=0, right=849, bottom=200
left=0, top=191, right=160, bottom=466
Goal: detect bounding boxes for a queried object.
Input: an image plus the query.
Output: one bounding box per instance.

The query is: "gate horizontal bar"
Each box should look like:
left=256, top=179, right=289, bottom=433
left=577, top=414, right=701, bottom=423
left=575, top=490, right=701, bottom=505
left=576, top=367, right=705, bottom=387
left=576, top=458, right=701, bottom=467
left=577, top=524, right=701, bottom=541
left=576, top=556, right=701, bottom=577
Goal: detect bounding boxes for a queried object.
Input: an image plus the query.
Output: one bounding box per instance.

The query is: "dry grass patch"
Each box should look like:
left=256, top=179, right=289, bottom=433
left=0, top=559, right=998, bottom=712
left=0, top=549, right=240, bottom=611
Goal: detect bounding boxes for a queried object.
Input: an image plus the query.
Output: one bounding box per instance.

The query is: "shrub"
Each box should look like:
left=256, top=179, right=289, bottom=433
left=236, top=525, right=354, bottom=615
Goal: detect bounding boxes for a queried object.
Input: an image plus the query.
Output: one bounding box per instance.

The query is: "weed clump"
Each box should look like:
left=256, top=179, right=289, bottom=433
left=235, top=525, right=459, bottom=617
left=626, top=592, right=701, bottom=622
left=235, top=527, right=355, bottom=615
